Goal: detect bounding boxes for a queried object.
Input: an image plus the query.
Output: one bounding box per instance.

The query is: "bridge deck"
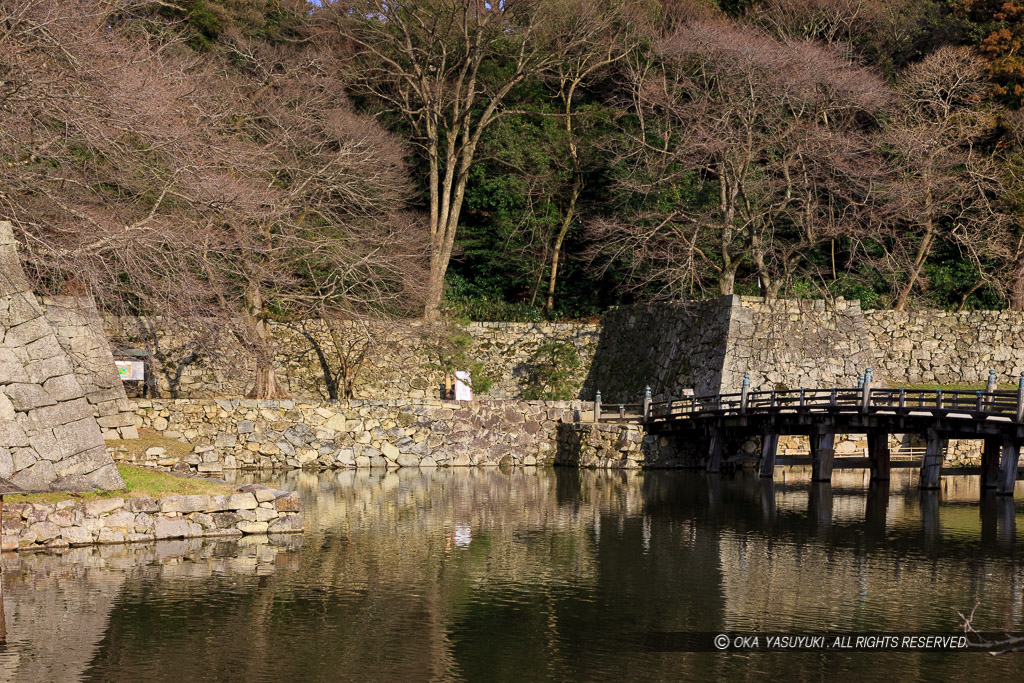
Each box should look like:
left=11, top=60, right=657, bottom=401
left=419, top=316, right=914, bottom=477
left=592, top=385, right=1024, bottom=495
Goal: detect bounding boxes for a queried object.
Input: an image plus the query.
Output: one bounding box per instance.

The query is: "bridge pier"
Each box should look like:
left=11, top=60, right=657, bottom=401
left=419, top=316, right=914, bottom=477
left=997, top=438, right=1020, bottom=495
left=867, top=432, right=890, bottom=481
left=810, top=427, right=836, bottom=482
left=918, top=429, right=947, bottom=490
left=759, top=433, right=778, bottom=478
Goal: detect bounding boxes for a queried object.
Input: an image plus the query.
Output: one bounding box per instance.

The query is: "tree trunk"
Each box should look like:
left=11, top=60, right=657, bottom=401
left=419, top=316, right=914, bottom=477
left=545, top=179, right=581, bottom=314
left=894, top=225, right=933, bottom=311
left=250, top=357, right=289, bottom=399
left=719, top=268, right=736, bottom=295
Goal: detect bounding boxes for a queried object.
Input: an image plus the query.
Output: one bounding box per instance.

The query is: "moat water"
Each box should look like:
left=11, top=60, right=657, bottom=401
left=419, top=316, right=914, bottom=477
left=2, top=467, right=1024, bottom=681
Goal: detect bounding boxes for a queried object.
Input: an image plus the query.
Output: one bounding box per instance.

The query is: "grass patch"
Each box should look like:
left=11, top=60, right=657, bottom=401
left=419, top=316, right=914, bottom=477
left=5, top=464, right=234, bottom=505
left=109, top=428, right=195, bottom=460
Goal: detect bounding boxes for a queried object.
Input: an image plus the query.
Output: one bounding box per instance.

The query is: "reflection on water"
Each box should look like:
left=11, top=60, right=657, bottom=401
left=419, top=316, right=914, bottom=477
left=1, top=467, right=1023, bottom=681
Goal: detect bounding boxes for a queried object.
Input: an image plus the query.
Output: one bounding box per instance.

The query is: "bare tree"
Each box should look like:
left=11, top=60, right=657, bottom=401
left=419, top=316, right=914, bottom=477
left=0, top=1, right=423, bottom=397
left=876, top=46, right=1006, bottom=310
left=589, top=20, right=887, bottom=299
left=319, top=0, right=626, bottom=318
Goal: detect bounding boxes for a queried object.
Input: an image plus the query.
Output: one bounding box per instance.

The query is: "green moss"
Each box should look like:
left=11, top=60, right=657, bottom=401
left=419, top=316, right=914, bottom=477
left=7, top=464, right=234, bottom=505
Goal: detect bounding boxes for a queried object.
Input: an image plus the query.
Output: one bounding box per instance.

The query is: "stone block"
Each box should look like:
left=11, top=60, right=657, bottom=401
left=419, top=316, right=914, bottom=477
left=160, top=495, right=210, bottom=514
left=227, top=493, right=258, bottom=510
left=97, top=528, right=125, bottom=544
left=4, top=383, right=56, bottom=411
left=254, top=507, right=278, bottom=522
left=127, top=497, right=159, bottom=513
left=24, top=355, right=74, bottom=384
left=153, top=516, right=191, bottom=540
left=29, top=521, right=60, bottom=543
left=52, top=416, right=105, bottom=458
left=268, top=513, right=303, bottom=533
left=84, top=497, right=125, bottom=517
left=254, top=487, right=276, bottom=503
left=61, top=526, right=93, bottom=546
left=11, top=460, right=56, bottom=491
left=87, top=463, right=125, bottom=491
left=236, top=520, right=269, bottom=534
left=274, top=492, right=301, bottom=512
left=212, top=512, right=242, bottom=528
left=0, top=348, right=29, bottom=384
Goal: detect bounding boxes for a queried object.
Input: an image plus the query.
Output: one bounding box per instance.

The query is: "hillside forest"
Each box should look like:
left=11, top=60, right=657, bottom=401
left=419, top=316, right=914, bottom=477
left=5, top=1, right=1024, bottom=394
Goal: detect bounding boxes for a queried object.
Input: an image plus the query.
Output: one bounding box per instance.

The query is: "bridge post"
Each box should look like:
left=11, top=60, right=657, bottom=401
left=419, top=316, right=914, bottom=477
left=867, top=431, right=890, bottom=481
left=986, top=370, right=998, bottom=410
left=982, top=437, right=1001, bottom=490
left=594, top=390, right=601, bottom=423
left=759, top=432, right=778, bottom=478
left=918, top=428, right=946, bottom=490
left=643, top=386, right=651, bottom=423
left=706, top=428, right=723, bottom=474
left=810, top=424, right=836, bottom=482
left=861, top=367, right=872, bottom=414
left=740, top=373, right=750, bottom=415
left=1017, top=372, right=1024, bottom=423
left=996, top=437, right=1020, bottom=496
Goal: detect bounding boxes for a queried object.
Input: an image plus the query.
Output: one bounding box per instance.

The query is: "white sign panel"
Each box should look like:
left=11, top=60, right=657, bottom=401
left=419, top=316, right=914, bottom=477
left=115, top=360, right=145, bottom=381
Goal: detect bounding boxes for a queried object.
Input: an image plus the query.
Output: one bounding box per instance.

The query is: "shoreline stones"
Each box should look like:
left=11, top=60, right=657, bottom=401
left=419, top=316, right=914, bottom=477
left=1, top=486, right=303, bottom=553
left=127, top=398, right=580, bottom=471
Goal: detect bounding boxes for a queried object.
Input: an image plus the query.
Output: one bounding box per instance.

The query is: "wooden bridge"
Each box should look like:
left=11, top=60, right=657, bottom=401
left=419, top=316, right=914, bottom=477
left=594, top=371, right=1024, bottom=495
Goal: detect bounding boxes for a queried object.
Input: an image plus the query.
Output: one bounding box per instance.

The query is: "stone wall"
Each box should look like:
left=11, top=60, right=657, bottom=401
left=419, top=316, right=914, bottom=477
left=724, top=297, right=875, bottom=392
left=582, top=296, right=874, bottom=401
left=1, top=485, right=302, bottom=551
left=863, top=309, right=1024, bottom=386
left=129, top=398, right=584, bottom=470
left=1, top=221, right=124, bottom=491
left=583, top=299, right=731, bottom=401
left=105, top=317, right=600, bottom=401
left=41, top=296, right=137, bottom=440
left=554, top=422, right=710, bottom=469
left=96, top=294, right=1024, bottom=406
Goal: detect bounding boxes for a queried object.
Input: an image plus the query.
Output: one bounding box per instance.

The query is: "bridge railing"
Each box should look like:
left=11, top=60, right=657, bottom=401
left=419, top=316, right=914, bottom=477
left=621, top=385, right=1024, bottom=424
left=592, top=372, right=1024, bottom=425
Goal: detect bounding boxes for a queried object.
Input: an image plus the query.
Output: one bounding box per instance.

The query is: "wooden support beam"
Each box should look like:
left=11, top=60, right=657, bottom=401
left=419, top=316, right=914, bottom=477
left=867, top=431, right=890, bottom=481
left=706, top=429, right=723, bottom=474
left=981, top=437, right=1001, bottom=490
left=759, top=433, right=778, bottom=478
left=810, top=427, right=836, bottom=482
left=997, top=438, right=1020, bottom=496
left=918, top=429, right=946, bottom=490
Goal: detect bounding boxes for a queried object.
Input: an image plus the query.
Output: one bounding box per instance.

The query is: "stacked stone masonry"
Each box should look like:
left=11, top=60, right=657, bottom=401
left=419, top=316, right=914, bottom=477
left=1, top=485, right=303, bottom=552
left=41, top=296, right=138, bottom=440
left=104, top=317, right=600, bottom=401
left=129, top=398, right=584, bottom=471
left=102, top=296, right=1024, bottom=405
left=1, top=221, right=125, bottom=491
